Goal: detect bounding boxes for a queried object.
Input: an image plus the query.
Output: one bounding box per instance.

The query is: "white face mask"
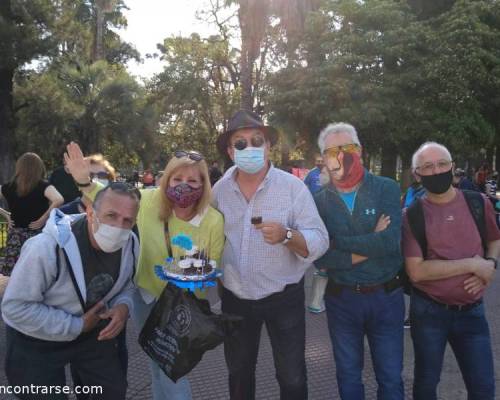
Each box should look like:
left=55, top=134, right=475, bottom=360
left=92, top=215, right=131, bottom=253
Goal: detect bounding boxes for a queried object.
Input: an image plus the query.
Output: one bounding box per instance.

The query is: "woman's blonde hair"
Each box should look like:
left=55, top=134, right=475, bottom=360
left=86, top=153, right=117, bottom=181
left=14, top=152, right=46, bottom=196
left=158, top=154, right=211, bottom=221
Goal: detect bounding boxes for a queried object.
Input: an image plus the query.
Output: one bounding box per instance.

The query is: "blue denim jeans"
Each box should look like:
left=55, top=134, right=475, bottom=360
left=221, top=279, right=307, bottom=400
left=131, top=289, right=192, bottom=400
left=325, top=287, right=405, bottom=400
left=410, top=293, right=495, bottom=400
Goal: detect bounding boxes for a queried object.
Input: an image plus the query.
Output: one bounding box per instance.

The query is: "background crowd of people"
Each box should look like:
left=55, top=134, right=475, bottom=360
left=0, top=113, right=499, bottom=400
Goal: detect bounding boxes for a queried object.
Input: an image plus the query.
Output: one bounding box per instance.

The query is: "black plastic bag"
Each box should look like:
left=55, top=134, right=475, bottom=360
left=139, top=283, right=241, bottom=382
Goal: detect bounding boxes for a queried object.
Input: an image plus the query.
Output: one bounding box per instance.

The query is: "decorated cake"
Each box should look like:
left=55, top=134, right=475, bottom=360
left=155, top=234, right=221, bottom=288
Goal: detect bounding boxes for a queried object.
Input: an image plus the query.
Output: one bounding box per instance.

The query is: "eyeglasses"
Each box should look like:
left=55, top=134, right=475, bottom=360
left=233, top=136, right=266, bottom=151
left=323, top=143, right=360, bottom=158
left=175, top=150, right=204, bottom=162
left=90, top=171, right=110, bottom=180
left=416, top=159, right=453, bottom=175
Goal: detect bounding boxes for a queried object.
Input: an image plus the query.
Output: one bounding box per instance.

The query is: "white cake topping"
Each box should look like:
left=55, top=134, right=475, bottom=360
left=178, top=259, right=192, bottom=269
left=193, top=259, right=204, bottom=268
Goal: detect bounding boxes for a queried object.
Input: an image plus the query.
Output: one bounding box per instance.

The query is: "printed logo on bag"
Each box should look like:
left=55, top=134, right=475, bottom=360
left=365, top=208, right=375, bottom=215
left=170, top=304, right=192, bottom=337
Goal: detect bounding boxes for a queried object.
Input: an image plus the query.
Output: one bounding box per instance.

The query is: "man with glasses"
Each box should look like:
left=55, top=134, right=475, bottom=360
left=313, top=123, right=405, bottom=400
left=212, top=110, right=329, bottom=400
left=403, top=141, right=500, bottom=400
left=2, top=183, right=140, bottom=399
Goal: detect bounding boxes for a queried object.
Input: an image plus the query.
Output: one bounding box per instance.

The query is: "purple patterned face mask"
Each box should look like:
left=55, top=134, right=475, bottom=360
left=165, top=183, right=203, bottom=208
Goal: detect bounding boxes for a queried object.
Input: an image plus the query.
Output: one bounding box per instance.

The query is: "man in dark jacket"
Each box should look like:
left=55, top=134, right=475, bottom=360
left=314, top=123, right=404, bottom=400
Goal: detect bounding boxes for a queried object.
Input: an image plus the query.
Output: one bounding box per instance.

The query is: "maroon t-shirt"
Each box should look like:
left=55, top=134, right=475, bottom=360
left=403, top=190, right=500, bottom=305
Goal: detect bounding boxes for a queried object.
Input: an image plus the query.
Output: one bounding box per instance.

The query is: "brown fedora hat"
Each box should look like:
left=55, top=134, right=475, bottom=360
left=216, top=110, right=278, bottom=155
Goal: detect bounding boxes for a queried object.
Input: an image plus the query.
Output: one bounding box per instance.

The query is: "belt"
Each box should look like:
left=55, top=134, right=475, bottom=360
left=412, top=287, right=483, bottom=312
left=326, top=273, right=403, bottom=296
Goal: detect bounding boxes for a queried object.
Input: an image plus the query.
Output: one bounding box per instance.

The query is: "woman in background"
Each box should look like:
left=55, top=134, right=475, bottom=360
left=0, top=152, right=63, bottom=276
left=59, top=153, right=117, bottom=214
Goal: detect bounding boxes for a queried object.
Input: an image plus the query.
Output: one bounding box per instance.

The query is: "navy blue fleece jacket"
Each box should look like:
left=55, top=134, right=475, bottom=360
left=313, top=171, right=402, bottom=286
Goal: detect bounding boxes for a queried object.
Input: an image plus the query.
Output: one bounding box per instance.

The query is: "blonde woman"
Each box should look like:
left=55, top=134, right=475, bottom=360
left=87, top=153, right=117, bottom=185
left=0, top=153, right=64, bottom=276
left=59, top=153, right=117, bottom=214
left=64, top=142, right=224, bottom=400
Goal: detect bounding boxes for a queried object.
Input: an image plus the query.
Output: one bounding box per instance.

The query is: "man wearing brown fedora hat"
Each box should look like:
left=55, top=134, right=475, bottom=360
left=212, top=110, right=329, bottom=400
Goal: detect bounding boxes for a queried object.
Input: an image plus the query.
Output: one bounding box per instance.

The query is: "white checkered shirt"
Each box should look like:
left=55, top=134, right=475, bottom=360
left=212, top=165, right=329, bottom=300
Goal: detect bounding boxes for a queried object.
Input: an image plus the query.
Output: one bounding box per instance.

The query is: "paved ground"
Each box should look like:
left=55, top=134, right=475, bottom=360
left=1, top=268, right=500, bottom=399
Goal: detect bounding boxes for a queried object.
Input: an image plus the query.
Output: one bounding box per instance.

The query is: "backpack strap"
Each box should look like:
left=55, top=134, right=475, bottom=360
left=62, top=248, right=86, bottom=311
left=130, top=234, right=137, bottom=280
left=54, top=244, right=86, bottom=311
left=55, top=245, right=61, bottom=282
left=406, top=198, right=427, bottom=259
left=462, top=190, right=487, bottom=254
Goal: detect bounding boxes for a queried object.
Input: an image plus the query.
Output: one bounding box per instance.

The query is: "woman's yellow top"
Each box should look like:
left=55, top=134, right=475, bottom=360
left=87, top=185, right=225, bottom=298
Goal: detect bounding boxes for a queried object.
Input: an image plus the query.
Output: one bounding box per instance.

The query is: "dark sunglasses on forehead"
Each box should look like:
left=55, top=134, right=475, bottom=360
left=174, top=150, right=204, bottom=162
left=233, top=135, right=266, bottom=151
left=107, top=181, right=142, bottom=199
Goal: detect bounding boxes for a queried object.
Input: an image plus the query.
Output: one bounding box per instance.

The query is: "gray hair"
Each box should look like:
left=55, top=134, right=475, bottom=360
left=317, top=123, right=361, bottom=153
left=411, top=141, right=452, bottom=171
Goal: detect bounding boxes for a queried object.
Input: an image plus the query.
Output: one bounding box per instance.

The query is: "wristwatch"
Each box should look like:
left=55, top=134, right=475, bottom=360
left=485, top=257, right=498, bottom=270
left=282, top=228, right=293, bottom=244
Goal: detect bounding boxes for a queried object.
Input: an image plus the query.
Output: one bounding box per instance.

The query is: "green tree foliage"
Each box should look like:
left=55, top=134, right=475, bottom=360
left=14, top=60, right=156, bottom=170
left=0, top=0, right=58, bottom=183
left=266, top=0, right=500, bottom=177
left=149, top=33, right=240, bottom=162
left=3, top=0, right=146, bottom=178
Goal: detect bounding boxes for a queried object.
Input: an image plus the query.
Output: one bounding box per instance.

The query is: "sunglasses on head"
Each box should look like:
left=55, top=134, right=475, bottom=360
left=103, top=181, right=142, bottom=200
left=90, top=171, right=110, bottom=179
left=323, top=143, right=360, bottom=158
left=232, top=136, right=266, bottom=151
left=175, top=150, right=204, bottom=162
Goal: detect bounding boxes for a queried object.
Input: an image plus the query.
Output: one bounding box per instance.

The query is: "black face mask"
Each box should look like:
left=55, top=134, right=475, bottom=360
left=418, top=169, right=453, bottom=194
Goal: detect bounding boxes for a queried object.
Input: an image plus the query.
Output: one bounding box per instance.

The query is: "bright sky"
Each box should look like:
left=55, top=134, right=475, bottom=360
left=119, top=0, right=220, bottom=79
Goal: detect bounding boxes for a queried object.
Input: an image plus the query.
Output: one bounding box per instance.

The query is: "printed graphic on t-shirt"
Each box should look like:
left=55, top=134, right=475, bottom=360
left=86, top=273, right=114, bottom=307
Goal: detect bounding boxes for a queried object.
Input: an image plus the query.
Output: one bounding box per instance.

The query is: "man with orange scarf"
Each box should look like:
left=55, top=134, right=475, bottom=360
left=313, top=123, right=405, bottom=400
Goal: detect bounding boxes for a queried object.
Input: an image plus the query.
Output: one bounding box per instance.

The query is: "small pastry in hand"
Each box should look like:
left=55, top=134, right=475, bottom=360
left=251, top=216, right=262, bottom=225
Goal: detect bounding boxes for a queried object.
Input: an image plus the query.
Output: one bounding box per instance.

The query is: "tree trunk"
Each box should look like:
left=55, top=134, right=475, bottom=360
left=238, top=2, right=254, bottom=111
left=0, top=0, right=15, bottom=184
left=0, top=67, right=15, bottom=184
left=380, top=143, right=398, bottom=179
left=237, top=0, right=270, bottom=112
left=400, top=154, right=413, bottom=191
left=495, top=144, right=499, bottom=174
left=94, top=6, right=105, bottom=62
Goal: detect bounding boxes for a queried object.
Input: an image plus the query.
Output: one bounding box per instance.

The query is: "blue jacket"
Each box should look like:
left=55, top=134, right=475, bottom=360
left=313, top=171, right=402, bottom=286
left=304, top=167, right=322, bottom=194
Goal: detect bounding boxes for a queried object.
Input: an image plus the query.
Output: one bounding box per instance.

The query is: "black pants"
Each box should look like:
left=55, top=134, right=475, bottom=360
left=5, top=326, right=126, bottom=400
left=70, top=327, right=128, bottom=399
left=221, top=279, right=307, bottom=400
